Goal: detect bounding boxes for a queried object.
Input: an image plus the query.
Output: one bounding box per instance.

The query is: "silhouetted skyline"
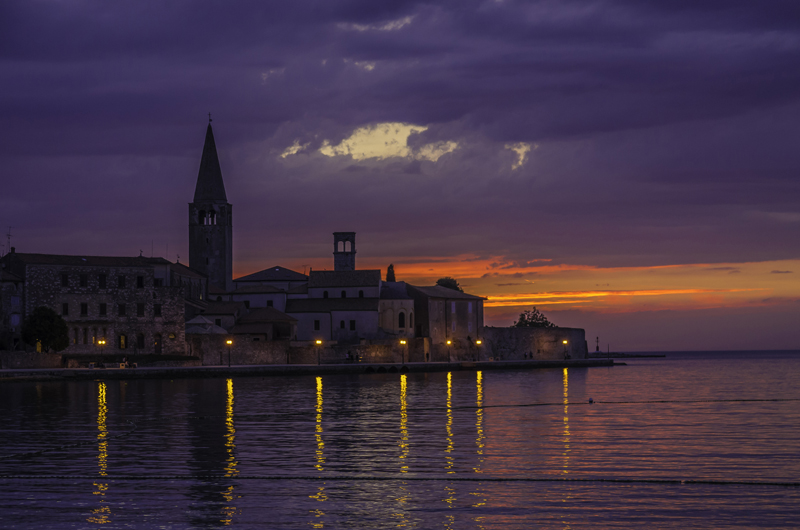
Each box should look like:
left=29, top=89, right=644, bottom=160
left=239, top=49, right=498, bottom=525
left=2, top=1, right=799, bottom=350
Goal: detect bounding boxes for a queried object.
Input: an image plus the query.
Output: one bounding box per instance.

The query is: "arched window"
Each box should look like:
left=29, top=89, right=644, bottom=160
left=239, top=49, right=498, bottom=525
left=154, top=333, right=162, bottom=354
left=323, top=291, right=329, bottom=298
left=119, top=334, right=127, bottom=349
left=341, top=290, right=347, bottom=298
left=338, top=241, right=344, bottom=252
left=399, top=312, right=406, bottom=329
left=344, top=241, right=351, bottom=252
left=209, top=210, right=217, bottom=225
left=198, top=210, right=206, bottom=225
left=358, top=290, right=364, bottom=298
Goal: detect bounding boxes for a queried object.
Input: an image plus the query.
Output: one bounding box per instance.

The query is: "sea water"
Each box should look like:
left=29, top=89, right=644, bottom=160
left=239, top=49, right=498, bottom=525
left=1, top=351, right=799, bottom=528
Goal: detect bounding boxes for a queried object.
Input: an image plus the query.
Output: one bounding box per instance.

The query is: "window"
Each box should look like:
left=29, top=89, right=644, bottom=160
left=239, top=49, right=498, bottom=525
left=341, top=290, right=347, bottom=298
left=98, top=274, right=106, bottom=289
left=154, top=278, right=163, bottom=287
left=10, top=296, right=19, bottom=309
left=92, top=328, right=97, bottom=344
left=340, top=320, right=345, bottom=329
left=10, top=314, right=20, bottom=326
left=350, top=320, right=356, bottom=331
left=399, top=312, right=405, bottom=329
left=80, top=303, right=88, bottom=316
left=468, top=302, right=473, bottom=313
left=215, top=318, right=222, bottom=327
left=62, top=303, right=69, bottom=316
left=118, top=276, right=126, bottom=289
left=314, top=320, right=320, bottom=331
left=358, top=290, right=364, bottom=298
left=137, top=303, right=145, bottom=317
left=323, top=291, right=328, bottom=298
left=452, top=302, right=456, bottom=313
left=118, top=303, right=126, bottom=317
left=61, top=273, right=69, bottom=287
left=154, top=334, right=162, bottom=354
left=119, top=334, right=127, bottom=349
left=137, top=276, right=144, bottom=289
left=83, top=328, right=88, bottom=345
left=80, top=274, right=88, bottom=287
left=73, top=328, right=79, bottom=345
left=153, top=304, right=162, bottom=317
left=136, top=333, right=145, bottom=349
left=267, top=300, right=273, bottom=307
left=243, top=301, right=250, bottom=308
left=99, top=303, right=107, bottom=316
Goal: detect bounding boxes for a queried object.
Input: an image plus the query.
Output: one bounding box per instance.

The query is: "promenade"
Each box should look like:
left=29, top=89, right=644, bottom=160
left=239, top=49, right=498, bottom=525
left=0, top=358, right=615, bottom=382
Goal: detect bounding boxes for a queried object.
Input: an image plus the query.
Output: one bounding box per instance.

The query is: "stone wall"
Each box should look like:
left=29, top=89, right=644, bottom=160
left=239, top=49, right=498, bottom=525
left=481, top=326, right=588, bottom=361
left=0, top=351, right=63, bottom=369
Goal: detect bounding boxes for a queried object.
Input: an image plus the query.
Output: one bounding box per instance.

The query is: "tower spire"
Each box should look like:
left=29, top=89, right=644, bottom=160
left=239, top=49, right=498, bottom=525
left=193, top=122, right=227, bottom=203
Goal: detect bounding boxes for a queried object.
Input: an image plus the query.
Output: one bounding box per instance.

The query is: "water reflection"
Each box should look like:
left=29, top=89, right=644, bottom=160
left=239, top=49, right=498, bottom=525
left=88, top=381, right=110, bottom=525
left=221, top=378, right=238, bottom=525
left=474, top=371, right=485, bottom=473
left=399, top=374, right=409, bottom=472
left=563, top=368, right=570, bottom=474
left=309, top=376, right=326, bottom=528
left=445, top=372, right=454, bottom=473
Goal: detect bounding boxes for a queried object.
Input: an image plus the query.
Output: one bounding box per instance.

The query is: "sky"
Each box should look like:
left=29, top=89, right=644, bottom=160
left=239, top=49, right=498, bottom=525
left=1, top=0, right=799, bottom=351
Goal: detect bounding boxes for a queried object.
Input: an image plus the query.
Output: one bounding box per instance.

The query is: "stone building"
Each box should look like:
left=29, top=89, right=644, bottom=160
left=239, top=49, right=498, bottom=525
left=0, top=268, right=23, bottom=350
left=0, top=249, right=187, bottom=356
left=407, top=285, right=486, bottom=345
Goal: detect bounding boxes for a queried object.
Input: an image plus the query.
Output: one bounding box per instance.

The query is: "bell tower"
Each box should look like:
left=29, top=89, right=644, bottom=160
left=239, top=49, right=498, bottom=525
left=189, top=120, right=233, bottom=291
left=333, top=232, right=356, bottom=271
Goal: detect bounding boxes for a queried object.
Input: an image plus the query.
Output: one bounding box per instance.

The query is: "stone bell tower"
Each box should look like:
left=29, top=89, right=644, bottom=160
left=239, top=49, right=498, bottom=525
left=333, top=232, right=356, bottom=271
left=189, top=120, right=233, bottom=291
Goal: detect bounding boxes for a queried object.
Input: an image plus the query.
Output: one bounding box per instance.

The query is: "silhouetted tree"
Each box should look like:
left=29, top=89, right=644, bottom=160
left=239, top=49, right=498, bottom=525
left=386, top=264, right=396, bottom=282
left=513, top=307, right=556, bottom=328
left=22, top=306, right=69, bottom=352
left=436, top=277, right=463, bottom=292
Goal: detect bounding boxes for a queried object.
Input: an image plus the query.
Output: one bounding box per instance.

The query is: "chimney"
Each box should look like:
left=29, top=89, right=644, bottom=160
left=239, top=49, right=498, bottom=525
left=9, top=247, right=14, bottom=254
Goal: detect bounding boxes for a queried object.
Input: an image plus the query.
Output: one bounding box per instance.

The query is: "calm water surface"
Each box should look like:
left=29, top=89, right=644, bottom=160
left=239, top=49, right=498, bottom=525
left=1, top=351, right=799, bottom=528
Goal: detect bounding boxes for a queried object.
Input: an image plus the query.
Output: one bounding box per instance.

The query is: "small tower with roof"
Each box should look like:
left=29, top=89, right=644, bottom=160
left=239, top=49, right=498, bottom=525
left=189, top=119, right=233, bottom=291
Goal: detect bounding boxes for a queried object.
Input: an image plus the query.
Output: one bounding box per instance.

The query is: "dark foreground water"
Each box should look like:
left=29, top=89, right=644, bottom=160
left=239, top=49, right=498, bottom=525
left=1, top=351, right=799, bottom=529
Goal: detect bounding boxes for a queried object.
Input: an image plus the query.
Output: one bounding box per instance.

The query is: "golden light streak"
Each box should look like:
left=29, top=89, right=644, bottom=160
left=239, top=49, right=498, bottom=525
left=221, top=378, right=238, bottom=526
left=485, top=288, right=762, bottom=307
left=473, top=371, right=485, bottom=473
left=445, top=372, right=454, bottom=473
left=400, top=374, right=409, bottom=473
left=562, top=368, right=570, bottom=475
left=88, top=381, right=110, bottom=525
left=309, top=377, right=327, bottom=528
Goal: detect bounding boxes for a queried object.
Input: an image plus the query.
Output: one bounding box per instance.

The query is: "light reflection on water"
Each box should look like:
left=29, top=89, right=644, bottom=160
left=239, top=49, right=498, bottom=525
left=1, top=351, right=800, bottom=528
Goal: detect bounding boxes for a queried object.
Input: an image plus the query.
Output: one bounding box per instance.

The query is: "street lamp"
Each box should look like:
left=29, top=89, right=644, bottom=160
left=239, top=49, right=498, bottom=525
left=562, top=339, right=569, bottom=360
left=226, top=339, right=233, bottom=367
left=316, top=339, right=322, bottom=365
left=400, top=339, right=407, bottom=364
left=446, top=339, right=452, bottom=363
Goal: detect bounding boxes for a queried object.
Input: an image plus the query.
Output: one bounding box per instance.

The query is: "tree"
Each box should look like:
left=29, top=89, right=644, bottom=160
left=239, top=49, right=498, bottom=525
left=22, top=306, right=69, bottom=352
left=513, top=307, right=556, bottom=328
left=386, top=264, right=396, bottom=282
left=436, top=277, right=463, bottom=292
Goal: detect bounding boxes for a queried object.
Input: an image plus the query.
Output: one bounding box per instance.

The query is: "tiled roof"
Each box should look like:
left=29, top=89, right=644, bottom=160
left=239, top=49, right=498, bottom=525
left=407, top=285, right=486, bottom=300
left=308, top=270, right=381, bottom=288
left=170, top=262, right=207, bottom=280
left=238, top=307, right=297, bottom=323
left=285, top=298, right=380, bottom=313
left=235, top=266, right=308, bottom=282
left=202, top=301, right=246, bottom=315
left=287, top=284, right=308, bottom=294
left=380, top=281, right=412, bottom=300
left=6, top=252, right=168, bottom=268
left=231, top=284, right=285, bottom=294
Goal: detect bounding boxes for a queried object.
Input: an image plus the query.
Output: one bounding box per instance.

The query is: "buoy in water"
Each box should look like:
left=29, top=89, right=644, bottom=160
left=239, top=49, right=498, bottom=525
left=588, top=398, right=594, bottom=404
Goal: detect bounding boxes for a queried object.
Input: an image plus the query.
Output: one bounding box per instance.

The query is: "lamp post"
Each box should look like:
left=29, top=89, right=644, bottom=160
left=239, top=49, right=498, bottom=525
left=562, top=339, right=569, bottom=360
left=400, top=339, right=407, bottom=364
left=316, top=339, right=322, bottom=365
left=446, top=339, right=452, bottom=363
left=226, top=339, right=232, bottom=368
left=476, top=339, right=482, bottom=362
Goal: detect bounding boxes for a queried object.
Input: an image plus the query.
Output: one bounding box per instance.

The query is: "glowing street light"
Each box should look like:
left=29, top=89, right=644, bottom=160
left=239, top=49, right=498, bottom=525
left=226, top=339, right=233, bottom=367
left=476, top=340, right=482, bottom=345
left=315, top=339, right=322, bottom=365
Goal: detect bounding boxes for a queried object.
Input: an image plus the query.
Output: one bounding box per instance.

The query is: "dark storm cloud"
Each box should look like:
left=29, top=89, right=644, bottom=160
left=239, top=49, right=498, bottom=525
left=1, top=0, right=799, bottom=272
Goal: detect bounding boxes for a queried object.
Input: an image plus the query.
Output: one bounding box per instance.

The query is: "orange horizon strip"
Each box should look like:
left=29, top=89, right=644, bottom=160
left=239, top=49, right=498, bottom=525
left=484, top=288, right=764, bottom=307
